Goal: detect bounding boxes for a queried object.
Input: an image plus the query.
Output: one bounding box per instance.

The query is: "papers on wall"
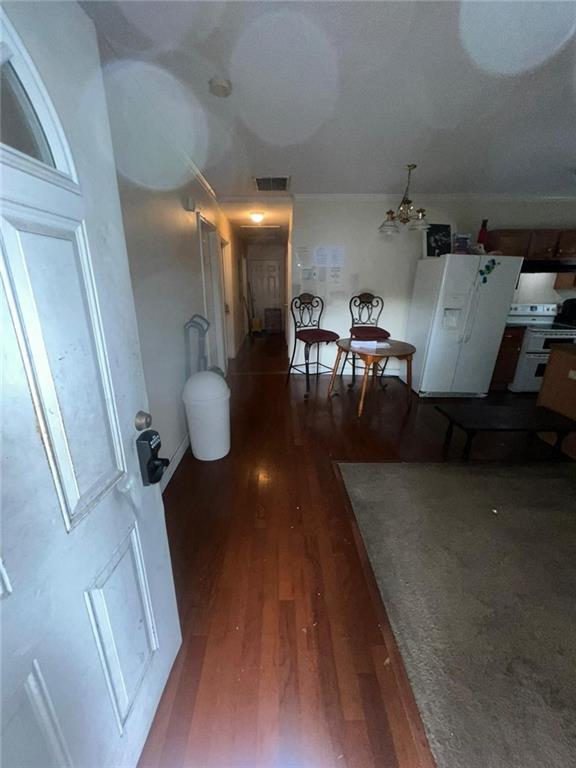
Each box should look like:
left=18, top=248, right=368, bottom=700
left=313, top=244, right=345, bottom=268
left=294, top=246, right=310, bottom=266
left=301, top=267, right=316, bottom=281
left=328, top=266, right=343, bottom=287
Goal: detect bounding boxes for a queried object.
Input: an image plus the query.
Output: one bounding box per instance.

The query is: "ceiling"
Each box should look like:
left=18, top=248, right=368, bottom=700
left=82, top=1, right=576, bottom=197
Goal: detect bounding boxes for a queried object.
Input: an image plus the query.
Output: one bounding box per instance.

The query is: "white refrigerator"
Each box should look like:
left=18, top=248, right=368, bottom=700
left=406, top=254, right=523, bottom=396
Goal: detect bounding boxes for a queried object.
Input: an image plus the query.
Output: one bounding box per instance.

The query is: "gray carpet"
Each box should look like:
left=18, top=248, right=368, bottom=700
left=339, top=463, right=576, bottom=768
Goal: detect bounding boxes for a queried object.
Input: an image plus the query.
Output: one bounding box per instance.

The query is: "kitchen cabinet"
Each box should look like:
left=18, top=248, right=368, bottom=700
left=557, top=231, right=576, bottom=259
left=486, top=228, right=576, bottom=261
left=490, top=325, right=525, bottom=391
left=554, top=272, right=576, bottom=290
left=486, top=229, right=531, bottom=257
left=527, top=230, right=559, bottom=259
left=537, top=346, right=576, bottom=458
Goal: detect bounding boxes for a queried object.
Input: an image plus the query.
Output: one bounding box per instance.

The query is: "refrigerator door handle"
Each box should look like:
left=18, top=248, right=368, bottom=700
left=458, top=287, right=477, bottom=344
left=463, top=285, right=481, bottom=344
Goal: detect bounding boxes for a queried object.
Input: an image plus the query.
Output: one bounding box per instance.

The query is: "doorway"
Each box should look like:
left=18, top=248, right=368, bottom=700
left=199, top=216, right=227, bottom=371
left=246, top=242, right=286, bottom=333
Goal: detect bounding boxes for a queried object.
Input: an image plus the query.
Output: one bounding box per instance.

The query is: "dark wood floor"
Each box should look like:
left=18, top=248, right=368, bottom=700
left=138, top=334, right=562, bottom=768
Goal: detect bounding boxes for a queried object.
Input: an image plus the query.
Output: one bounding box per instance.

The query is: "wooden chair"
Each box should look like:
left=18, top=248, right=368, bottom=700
left=346, top=292, right=390, bottom=385
left=287, top=293, right=339, bottom=397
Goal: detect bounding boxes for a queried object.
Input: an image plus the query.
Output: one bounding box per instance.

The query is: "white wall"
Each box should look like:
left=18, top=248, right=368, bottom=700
left=116, top=177, right=241, bottom=475
left=513, top=272, right=576, bottom=304
left=86, top=29, right=244, bottom=482
left=290, top=195, right=576, bottom=373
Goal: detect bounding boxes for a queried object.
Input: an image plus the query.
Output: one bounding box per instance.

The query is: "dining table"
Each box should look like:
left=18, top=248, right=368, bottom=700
left=327, top=337, right=416, bottom=417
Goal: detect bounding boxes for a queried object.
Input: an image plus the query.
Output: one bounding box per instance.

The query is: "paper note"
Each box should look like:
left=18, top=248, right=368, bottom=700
left=350, top=340, right=391, bottom=351
left=294, top=246, right=310, bottom=267
left=313, top=245, right=346, bottom=268
left=328, top=266, right=343, bottom=287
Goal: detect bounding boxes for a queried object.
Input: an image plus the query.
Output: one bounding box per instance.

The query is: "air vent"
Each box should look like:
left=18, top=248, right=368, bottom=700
left=253, top=176, right=290, bottom=192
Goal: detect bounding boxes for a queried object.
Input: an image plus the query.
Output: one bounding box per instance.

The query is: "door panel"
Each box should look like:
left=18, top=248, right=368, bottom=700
left=2, top=208, right=124, bottom=528
left=2, top=660, right=72, bottom=768
left=85, top=526, right=158, bottom=732
left=247, top=257, right=283, bottom=329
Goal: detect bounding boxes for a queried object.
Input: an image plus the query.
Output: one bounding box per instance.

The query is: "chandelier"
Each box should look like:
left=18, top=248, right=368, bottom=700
left=378, top=163, right=429, bottom=235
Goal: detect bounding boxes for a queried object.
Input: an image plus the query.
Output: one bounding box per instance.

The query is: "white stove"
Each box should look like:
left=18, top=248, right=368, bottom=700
left=507, top=303, right=558, bottom=327
left=507, top=303, right=576, bottom=391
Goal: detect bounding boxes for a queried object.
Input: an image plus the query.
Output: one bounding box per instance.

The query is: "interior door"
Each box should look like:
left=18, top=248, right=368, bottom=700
left=247, top=257, right=283, bottom=329
left=199, top=218, right=227, bottom=372
left=0, top=10, right=180, bottom=768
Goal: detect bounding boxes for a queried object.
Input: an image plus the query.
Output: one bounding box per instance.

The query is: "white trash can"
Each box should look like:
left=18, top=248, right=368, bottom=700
left=182, top=371, right=231, bottom=461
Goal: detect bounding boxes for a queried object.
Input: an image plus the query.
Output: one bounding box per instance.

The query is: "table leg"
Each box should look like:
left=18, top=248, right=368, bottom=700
left=378, top=357, right=389, bottom=389
left=304, top=343, right=311, bottom=398
left=349, top=354, right=356, bottom=389
left=406, top=355, right=413, bottom=410
left=358, top=358, right=371, bottom=417
left=462, top=430, right=476, bottom=461
left=443, top=421, right=454, bottom=459
left=554, top=432, right=567, bottom=457
left=327, top=347, right=343, bottom=399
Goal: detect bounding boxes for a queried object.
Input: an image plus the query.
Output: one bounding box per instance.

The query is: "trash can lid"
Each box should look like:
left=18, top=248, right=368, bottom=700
left=182, top=370, right=230, bottom=402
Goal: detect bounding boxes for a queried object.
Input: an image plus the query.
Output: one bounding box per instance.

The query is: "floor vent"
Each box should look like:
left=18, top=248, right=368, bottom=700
left=253, top=176, right=290, bottom=192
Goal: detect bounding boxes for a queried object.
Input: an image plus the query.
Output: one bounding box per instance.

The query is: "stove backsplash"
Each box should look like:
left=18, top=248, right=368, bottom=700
left=513, top=273, right=576, bottom=305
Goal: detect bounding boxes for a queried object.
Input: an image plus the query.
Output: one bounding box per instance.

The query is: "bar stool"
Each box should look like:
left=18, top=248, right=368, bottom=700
left=286, top=293, right=339, bottom=398
left=346, top=292, right=390, bottom=385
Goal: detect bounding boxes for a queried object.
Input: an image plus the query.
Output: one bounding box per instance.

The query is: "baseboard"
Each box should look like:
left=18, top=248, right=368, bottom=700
left=160, top=433, right=190, bottom=493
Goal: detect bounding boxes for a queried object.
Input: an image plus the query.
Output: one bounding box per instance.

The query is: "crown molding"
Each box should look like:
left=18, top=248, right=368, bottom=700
left=294, top=192, right=576, bottom=203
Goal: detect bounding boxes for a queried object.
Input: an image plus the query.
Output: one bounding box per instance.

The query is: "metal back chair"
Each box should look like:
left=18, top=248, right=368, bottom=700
left=287, top=293, right=339, bottom=397
left=349, top=293, right=386, bottom=337
left=346, top=293, right=390, bottom=385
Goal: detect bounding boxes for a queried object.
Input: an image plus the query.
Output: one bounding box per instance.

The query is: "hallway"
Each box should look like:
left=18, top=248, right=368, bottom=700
left=139, top=334, right=438, bottom=768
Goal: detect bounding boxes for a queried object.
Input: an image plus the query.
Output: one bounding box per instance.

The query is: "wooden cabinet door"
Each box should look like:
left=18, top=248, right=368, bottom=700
left=554, top=273, right=576, bottom=290
left=490, top=326, right=525, bottom=390
left=527, top=230, right=559, bottom=259
left=557, top=231, right=576, bottom=259
left=486, top=229, right=531, bottom=257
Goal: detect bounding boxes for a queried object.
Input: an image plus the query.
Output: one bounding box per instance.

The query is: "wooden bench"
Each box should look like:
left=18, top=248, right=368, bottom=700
left=435, top=403, right=576, bottom=461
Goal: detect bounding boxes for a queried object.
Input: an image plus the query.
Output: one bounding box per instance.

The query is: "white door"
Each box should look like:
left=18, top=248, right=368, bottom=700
left=0, top=10, right=180, bottom=768
left=452, top=256, right=523, bottom=394
left=247, top=257, right=283, bottom=329
left=199, top=217, right=227, bottom=372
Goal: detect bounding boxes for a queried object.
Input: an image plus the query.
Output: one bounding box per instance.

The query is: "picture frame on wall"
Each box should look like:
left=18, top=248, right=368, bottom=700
left=424, top=224, right=452, bottom=258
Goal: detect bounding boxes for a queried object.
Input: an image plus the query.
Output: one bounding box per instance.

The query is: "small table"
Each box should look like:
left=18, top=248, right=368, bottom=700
left=436, top=403, right=576, bottom=460
left=327, top=338, right=416, bottom=417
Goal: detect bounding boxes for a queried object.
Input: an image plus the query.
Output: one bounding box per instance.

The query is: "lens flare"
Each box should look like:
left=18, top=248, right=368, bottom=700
left=118, top=0, right=225, bottom=54
left=459, top=1, right=576, bottom=76
left=230, top=11, right=339, bottom=146
left=102, top=61, right=207, bottom=190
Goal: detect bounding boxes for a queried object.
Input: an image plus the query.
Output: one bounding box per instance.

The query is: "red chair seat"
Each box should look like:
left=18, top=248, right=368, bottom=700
left=296, top=328, right=339, bottom=344
left=350, top=325, right=390, bottom=341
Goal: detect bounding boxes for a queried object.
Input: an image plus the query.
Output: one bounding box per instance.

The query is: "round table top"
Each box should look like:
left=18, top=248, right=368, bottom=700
left=336, top=337, right=416, bottom=358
